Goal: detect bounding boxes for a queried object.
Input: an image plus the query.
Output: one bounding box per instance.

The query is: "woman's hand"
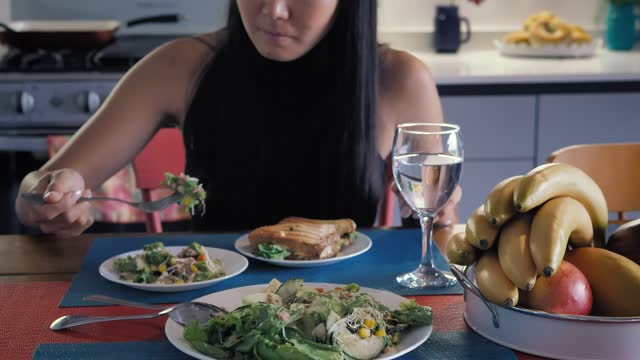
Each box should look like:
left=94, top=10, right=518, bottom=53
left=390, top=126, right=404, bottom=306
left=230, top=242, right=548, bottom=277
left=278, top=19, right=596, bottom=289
left=391, top=181, right=462, bottom=226
left=16, top=168, right=94, bottom=237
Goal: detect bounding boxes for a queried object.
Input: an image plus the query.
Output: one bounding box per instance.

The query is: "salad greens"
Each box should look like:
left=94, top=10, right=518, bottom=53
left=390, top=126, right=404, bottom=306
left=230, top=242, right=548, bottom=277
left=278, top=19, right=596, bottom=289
left=183, top=279, right=432, bottom=359
left=113, top=242, right=225, bottom=284
left=161, top=172, right=207, bottom=215
left=256, top=244, right=292, bottom=260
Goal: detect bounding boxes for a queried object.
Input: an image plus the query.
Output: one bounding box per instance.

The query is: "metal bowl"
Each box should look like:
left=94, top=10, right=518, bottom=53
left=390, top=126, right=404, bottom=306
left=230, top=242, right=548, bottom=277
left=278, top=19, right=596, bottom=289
left=451, top=265, right=640, bottom=360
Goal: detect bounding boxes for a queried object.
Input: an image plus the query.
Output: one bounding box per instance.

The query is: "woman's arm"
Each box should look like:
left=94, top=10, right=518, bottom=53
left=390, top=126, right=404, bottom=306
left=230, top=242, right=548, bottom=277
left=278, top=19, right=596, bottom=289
left=43, top=38, right=214, bottom=187
left=15, top=36, right=216, bottom=233
left=378, top=48, right=461, bottom=226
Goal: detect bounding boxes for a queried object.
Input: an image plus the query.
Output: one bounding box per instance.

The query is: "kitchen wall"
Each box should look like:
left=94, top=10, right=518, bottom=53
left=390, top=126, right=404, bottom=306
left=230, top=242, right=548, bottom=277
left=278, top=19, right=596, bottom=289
left=0, top=0, right=609, bottom=31
left=0, top=0, right=8, bottom=23
left=379, top=0, right=608, bottom=32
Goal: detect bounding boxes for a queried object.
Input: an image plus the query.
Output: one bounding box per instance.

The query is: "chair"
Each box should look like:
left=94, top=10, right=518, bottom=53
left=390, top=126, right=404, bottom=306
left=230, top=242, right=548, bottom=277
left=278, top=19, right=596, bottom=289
left=547, top=143, right=640, bottom=224
left=131, top=128, right=186, bottom=232
left=378, top=158, right=397, bottom=227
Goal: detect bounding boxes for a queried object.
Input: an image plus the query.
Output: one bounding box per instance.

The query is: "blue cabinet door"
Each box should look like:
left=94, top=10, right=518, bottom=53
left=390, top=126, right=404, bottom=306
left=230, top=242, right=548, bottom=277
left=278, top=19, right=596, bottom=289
left=458, top=160, right=534, bottom=222
left=537, top=93, right=640, bottom=164
left=441, top=95, right=536, bottom=160
left=440, top=95, right=536, bottom=221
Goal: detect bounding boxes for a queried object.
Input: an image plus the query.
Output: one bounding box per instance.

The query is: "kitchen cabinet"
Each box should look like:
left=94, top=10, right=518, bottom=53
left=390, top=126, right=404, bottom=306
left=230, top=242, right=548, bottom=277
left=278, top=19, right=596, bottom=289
left=441, top=95, right=536, bottom=221
left=386, top=91, right=639, bottom=225
left=537, top=93, right=640, bottom=164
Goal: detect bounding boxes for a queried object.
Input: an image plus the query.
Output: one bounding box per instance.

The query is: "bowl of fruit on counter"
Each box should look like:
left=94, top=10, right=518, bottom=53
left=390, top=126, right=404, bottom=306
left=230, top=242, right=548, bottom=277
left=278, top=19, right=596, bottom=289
left=446, top=163, right=640, bottom=360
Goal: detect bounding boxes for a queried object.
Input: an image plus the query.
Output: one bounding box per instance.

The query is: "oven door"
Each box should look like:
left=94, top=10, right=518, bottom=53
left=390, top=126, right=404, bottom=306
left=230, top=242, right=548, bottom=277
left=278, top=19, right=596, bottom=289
left=0, top=130, right=70, bottom=152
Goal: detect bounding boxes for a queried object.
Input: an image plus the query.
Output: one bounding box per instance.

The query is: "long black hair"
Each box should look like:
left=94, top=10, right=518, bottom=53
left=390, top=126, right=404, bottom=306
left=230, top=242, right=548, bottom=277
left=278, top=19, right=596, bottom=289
left=226, top=1, right=381, bottom=197
left=185, top=1, right=383, bottom=227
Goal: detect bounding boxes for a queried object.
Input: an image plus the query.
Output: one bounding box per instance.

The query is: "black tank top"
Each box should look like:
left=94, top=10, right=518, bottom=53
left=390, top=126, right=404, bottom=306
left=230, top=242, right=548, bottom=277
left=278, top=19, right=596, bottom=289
left=183, top=37, right=384, bottom=231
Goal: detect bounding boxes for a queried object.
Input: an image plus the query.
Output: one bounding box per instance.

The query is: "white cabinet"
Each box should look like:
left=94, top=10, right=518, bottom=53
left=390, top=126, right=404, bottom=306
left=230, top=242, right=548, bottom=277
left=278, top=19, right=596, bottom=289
left=441, top=95, right=536, bottom=221
left=537, top=93, right=640, bottom=164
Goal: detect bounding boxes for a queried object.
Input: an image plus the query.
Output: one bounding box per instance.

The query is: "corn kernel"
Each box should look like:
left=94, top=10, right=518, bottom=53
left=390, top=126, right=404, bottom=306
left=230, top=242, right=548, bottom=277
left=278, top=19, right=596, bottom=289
left=190, top=264, right=199, bottom=273
left=358, top=327, right=371, bottom=339
left=158, top=263, right=167, bottom=272
left=363, top=318, right=375, bottom=329
left=169, top=258, right=177, bottom=265
left=175, top=279, right=184, bottom=284
left=374, top=328, right=386, bottom=337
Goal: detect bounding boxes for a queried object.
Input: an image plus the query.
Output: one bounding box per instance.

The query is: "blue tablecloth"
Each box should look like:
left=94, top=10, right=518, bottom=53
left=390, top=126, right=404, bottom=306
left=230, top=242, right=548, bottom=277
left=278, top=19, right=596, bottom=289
left=59, top=229, right=463, bottom=307
left=33, top=331, right=517, bottom=360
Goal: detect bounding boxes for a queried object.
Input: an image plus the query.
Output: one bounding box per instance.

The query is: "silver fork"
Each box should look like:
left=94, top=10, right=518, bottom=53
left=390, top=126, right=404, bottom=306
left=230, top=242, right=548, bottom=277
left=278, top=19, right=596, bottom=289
left=21, top=191, right=183, bottom=213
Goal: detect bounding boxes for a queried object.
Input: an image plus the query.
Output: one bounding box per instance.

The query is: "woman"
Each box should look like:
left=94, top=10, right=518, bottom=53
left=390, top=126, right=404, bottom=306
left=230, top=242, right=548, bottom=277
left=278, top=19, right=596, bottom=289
left=15, top=0, right=461, bottom=236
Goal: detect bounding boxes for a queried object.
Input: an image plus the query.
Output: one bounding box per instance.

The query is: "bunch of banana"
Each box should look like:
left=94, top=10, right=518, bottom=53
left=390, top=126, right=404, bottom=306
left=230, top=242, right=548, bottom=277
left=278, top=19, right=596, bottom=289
left=513, top=163, right=607, bottom=247
left=465, top=206, right=498, bottom=250
left=445, top=162, right=608, bottom=308
left=529, top=196, right=593, bottom=277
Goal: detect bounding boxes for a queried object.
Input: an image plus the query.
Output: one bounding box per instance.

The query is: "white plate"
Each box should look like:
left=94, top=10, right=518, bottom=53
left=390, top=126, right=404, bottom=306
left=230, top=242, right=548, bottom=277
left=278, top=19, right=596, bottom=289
left=234, top=232, right=372, bottom=267
left=165, top=282, right=433, bottom=360
left=99, top=247, right=248, bottom=292
left=493, top=38, right=602, bottom=58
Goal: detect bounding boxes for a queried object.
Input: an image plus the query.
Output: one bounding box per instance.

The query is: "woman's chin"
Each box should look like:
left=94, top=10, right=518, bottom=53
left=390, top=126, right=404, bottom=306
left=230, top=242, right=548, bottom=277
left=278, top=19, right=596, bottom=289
left=254, top=45, right=307, bottom=62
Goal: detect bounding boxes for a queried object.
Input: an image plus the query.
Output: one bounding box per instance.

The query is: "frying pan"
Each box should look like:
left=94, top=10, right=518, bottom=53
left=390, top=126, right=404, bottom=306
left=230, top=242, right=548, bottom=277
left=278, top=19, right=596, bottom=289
left=0, top=14, right=183, bottom=50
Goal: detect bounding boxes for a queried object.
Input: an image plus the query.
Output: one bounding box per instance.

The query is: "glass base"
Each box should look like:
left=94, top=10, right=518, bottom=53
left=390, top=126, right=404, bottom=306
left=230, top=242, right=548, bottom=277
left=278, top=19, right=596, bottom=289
left=396, top=265, right=457, bottom=289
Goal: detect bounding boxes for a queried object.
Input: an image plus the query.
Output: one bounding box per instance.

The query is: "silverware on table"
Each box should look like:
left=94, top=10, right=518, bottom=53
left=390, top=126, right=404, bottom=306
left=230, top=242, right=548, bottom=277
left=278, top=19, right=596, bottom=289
left=50, top=297, right=227, bottom=331
left=21, top=191, right=183, bottom=213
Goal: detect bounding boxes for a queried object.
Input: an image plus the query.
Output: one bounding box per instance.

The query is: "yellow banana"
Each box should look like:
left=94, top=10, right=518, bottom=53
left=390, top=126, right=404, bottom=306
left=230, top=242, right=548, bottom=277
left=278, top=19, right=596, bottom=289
left=484, top=175, right=522, bottom=226
left=446, top=232, right=477, bottom=266
left=530, top=197, right=593, bottom=277
left=565, top=247, right=640, bottom=317
left=476, top=251, right=519, bottom=307
left=513, top=163, right=607, bottom=247
left=465, top=206, right=499, bottom=250
left=497, top=214, right=537, bottom=290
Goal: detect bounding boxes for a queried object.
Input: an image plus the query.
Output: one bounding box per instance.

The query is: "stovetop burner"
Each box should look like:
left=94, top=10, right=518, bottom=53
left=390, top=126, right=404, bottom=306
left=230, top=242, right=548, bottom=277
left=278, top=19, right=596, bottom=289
left=0, top=35, right=180, bottom=73
left=0, top=47, right=99, bottom=72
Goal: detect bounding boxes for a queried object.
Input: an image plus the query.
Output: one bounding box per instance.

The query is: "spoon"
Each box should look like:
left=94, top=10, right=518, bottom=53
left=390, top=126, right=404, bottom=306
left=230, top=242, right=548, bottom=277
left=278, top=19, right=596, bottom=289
left=50, top=296, right=227, bottom=331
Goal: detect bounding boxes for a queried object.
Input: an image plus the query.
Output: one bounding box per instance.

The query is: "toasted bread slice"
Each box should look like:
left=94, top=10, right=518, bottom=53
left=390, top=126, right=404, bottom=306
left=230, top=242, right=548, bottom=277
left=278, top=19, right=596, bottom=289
left=278, top=217, right=357, bottom=236
left=248, top=220, right=354, bottom=260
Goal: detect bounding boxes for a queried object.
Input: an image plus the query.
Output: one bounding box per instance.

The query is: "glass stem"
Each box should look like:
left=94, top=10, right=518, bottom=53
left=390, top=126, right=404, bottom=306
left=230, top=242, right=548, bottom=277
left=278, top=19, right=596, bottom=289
left=418, top=214, right=435, bottom=269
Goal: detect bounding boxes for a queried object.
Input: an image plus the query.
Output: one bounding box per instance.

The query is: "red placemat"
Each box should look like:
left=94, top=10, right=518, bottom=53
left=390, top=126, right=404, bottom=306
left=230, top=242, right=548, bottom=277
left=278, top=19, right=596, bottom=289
left=0, top=282, right=543, bottom=360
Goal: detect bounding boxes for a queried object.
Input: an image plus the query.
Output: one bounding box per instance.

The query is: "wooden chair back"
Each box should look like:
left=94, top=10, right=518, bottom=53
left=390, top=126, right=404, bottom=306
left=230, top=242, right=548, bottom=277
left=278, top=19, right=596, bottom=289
left=547, top=143, right=640, bottom=224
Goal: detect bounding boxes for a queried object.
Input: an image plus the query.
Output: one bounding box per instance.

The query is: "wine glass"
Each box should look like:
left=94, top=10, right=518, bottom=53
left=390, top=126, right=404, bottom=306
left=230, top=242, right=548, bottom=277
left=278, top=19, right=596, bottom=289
left=392, top=123, right=463, bottom=289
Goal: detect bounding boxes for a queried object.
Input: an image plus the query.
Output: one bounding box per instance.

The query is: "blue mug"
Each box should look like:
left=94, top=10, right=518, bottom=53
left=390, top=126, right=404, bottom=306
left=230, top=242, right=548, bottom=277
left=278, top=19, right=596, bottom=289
left=606, top=3, right=639, bottom=51
left=433, top=5, right=471, bottom=53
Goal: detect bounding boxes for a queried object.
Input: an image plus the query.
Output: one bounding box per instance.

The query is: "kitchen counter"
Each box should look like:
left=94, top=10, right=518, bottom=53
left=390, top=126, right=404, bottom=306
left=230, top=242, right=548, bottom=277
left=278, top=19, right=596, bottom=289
left=413, top=48, right=640, bottom=85
left=380, top=30, right=640, bottom=93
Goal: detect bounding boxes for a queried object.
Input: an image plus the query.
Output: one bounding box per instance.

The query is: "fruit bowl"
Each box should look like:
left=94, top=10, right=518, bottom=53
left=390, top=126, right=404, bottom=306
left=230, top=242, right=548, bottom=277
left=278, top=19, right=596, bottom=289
left=451, top=265, right=640, bottom=360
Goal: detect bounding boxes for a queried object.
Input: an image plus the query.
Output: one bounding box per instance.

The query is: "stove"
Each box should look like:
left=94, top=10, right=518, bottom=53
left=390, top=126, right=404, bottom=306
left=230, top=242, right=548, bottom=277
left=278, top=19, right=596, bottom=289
left=0, top=0, right=229, bottom=152
left=0, top=0, right=228, bottom=234
left=0, top=36, right=186, bottom=152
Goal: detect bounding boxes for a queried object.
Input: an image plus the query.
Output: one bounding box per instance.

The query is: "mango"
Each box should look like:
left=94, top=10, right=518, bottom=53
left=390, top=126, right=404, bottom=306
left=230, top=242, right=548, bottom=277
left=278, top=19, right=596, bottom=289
left=565, top=247, right=640, bottom=317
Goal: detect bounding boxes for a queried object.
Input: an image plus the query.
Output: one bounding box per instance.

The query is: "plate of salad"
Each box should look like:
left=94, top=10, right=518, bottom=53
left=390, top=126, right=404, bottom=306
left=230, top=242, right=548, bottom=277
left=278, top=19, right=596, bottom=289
left=165, top=278, right=433, bottom=359
left=99, top=242, right=248, bottom=292
left=234, top=232, right=372, bottom=268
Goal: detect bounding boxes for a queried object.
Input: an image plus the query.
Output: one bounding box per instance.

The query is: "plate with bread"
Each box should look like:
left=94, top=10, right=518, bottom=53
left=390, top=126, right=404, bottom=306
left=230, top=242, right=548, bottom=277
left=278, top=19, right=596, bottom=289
left=234, top=217, right=372, bottom=267
left=495, top=10, right=600, bottom=58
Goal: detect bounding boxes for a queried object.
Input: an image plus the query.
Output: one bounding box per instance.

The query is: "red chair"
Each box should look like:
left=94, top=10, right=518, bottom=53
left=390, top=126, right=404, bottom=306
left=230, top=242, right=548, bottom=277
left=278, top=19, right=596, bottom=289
left=378, top=158, right=396, bottom=227
left=131, top=128, right=186, bottom=232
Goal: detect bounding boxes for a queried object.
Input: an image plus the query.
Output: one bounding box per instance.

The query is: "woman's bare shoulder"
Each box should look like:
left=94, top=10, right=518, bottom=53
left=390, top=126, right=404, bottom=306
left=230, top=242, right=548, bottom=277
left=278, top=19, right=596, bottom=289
left=379, top=46, right=443, bottom=125
left=379, top=47, right=436, bottom=99
left=118, top=30, right=225, bottom=121
left=141, top=30, right=224, bottom=73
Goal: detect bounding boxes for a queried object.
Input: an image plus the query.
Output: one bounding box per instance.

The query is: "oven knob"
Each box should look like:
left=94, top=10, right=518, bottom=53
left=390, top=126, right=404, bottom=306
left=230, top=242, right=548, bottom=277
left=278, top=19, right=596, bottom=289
left=16, top=91, right=35, bottom=114
left=82, top=91, right=102, bottom=114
